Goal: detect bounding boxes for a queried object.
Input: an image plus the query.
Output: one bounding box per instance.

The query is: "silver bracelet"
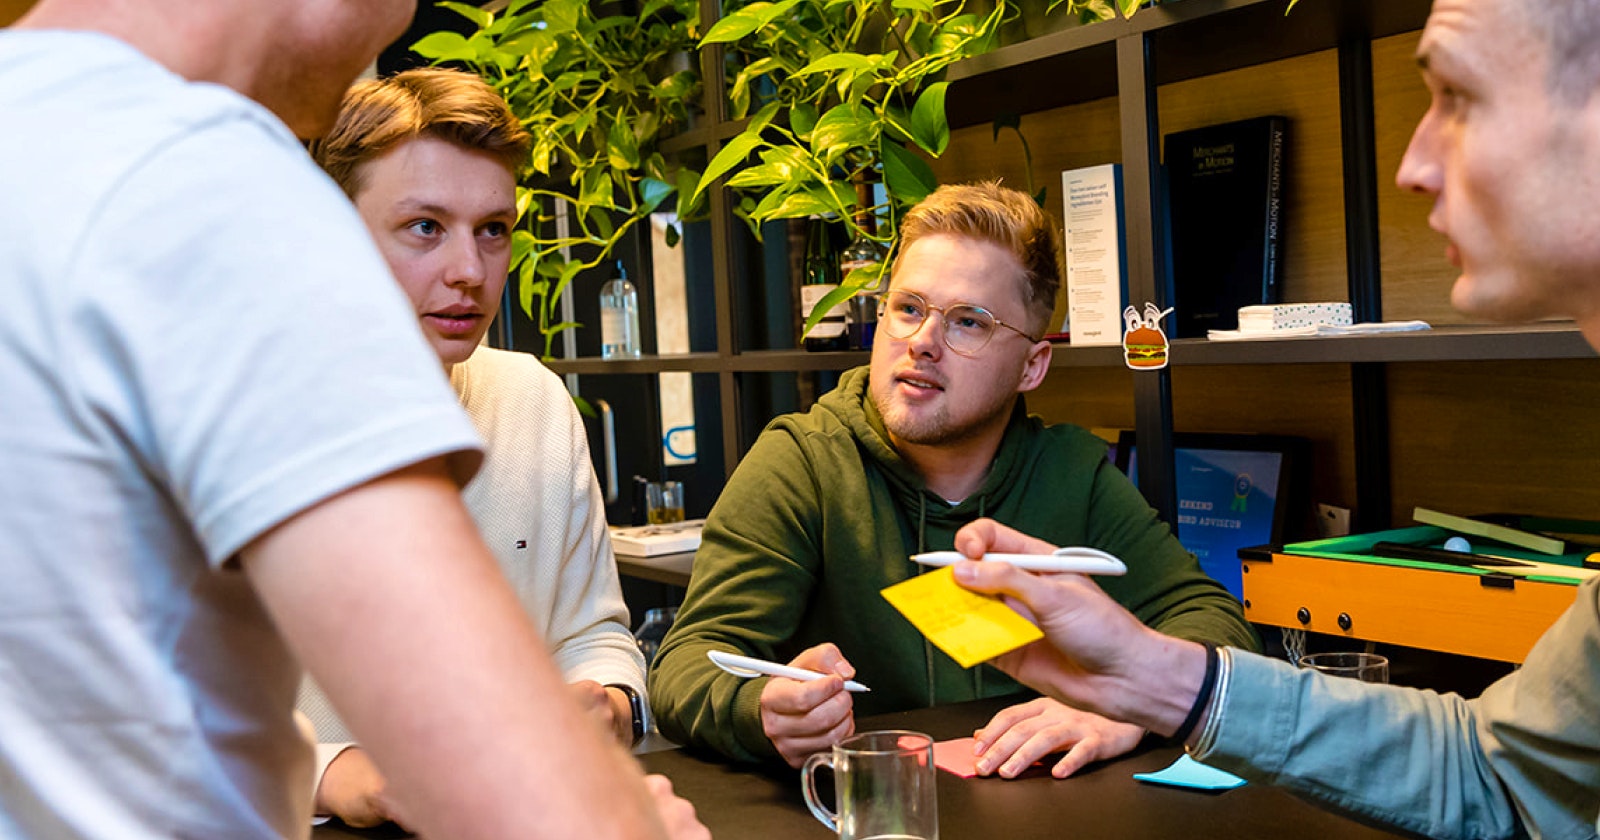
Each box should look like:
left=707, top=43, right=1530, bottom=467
left=1187, top=646, right=1231, bottom=756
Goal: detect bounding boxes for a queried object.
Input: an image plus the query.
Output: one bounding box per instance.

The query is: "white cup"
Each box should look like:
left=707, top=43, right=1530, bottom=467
left=801, top=730, right=938, bottom=840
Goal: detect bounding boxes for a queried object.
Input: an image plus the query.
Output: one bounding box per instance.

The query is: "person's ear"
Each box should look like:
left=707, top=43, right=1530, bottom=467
left=1017, top=339, right=1052, bottom=393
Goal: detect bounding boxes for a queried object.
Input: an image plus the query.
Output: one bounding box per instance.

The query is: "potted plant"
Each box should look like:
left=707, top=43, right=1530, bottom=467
left=691, top=0, right=1166, bottom=334
left=414, top=0, right=705, bottom=359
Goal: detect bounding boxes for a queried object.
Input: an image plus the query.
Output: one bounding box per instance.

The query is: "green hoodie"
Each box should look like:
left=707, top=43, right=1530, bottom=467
left=648, top=366, right=1259, bottom=763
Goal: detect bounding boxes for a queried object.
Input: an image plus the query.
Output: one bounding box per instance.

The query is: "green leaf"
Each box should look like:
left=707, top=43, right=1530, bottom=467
left=543, top=0, right=584, bottom=33
left=640, top=177, right=676, bottom=214
left=727, top=163, right=793, bottom=189
left=501, top=29, right=555, bottom=68
left=701, top=0, right=803, bottom=44
left=891, top=0, right=936, bottom=13
left=809, top=102, right=878, bottom=161
left=511, top=229, right=536, bottom=271
left=518, top=258, right=540, bottom=320
left=549, top=260, right=587, bottom=312
left=607, top=119, right=641, bottom=170
left=693, top=133, right=762, bottom=203
left=790, top=102, right=820, bottom=139
left=675, top=167, right=703, bottom=219
left=437, top=1, right=493, bottom=29
left=411, top=31, right=476, bottom=63
left=792, top=52, right=879, bottom=78
left=664, top=223, right=681, bottom=247
left=909, top=81, right=949, bottom=155
left=802, top=284, right=858, bottom=337
left=842, top=260, right=886, bottom=293
left=748, top=183, right=799, bottom=221
left=882, top=140, right=937, bottom=205
left=747, top=101, right=783, bottom=137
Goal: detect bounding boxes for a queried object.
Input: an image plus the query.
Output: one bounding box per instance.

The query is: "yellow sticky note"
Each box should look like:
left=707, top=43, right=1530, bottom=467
left=880, top=567, right=1044, bottom=669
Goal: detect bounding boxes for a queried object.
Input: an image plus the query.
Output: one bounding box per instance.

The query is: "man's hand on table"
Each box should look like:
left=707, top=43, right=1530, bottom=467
left=569, top=679, right=634, bottom=747
left=316, top=746, right=412, bottom=830
left=973, top=697, right=1146, bottom=778
left=759, top=643, right=857, bottom=768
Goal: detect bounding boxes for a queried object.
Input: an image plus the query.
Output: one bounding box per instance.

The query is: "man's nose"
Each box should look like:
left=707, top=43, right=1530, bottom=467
left=1395, top=113, right=1442, bottom=197
left=444, top=237, right=487, bottom=287
left=905, top=310, right=945, bottom=357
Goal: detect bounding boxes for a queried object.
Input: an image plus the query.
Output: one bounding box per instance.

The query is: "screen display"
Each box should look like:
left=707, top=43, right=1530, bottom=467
left=1126, top=446, right=1285, bottom=599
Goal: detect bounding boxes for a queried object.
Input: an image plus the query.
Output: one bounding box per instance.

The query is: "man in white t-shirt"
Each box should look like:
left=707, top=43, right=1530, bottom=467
left=0, top=2, right=701, bottom=839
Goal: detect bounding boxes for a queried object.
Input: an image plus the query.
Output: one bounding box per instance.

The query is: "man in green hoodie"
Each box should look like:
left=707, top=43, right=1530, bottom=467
left=648, top=181, right=1259, bottom=776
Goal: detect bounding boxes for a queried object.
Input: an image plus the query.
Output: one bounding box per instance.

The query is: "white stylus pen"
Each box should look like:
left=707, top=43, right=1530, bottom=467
left=707, top=650, right=870, bottom=692
left=910, top=546, right=1128, bottom=576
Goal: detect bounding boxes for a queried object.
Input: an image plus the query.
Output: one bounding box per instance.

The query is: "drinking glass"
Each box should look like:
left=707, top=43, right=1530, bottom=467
left=801, top=730, right=938, bottom=840
left=645, top=481, right=684, bottom=525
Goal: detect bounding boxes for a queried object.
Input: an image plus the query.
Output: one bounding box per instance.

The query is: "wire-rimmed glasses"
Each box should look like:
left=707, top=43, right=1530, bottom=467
left=875, top=289, right=1041, bottom=356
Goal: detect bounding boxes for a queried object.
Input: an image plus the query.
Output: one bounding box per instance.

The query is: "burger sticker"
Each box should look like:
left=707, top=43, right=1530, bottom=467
left=1123, top=303, right=1173, bottom=370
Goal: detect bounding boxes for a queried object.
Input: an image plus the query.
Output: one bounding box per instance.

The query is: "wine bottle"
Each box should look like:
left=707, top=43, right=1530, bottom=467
left=800, top=216, right=849, bottom=352
left=839, top=185, right=885, bottom=350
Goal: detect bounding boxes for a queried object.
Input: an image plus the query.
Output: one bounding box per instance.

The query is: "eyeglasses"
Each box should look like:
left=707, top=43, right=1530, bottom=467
left=876, top=289, right=1042, bottom=357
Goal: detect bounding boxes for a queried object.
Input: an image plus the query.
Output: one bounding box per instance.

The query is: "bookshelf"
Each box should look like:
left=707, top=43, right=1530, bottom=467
left=534, top=0, right=1600, bottom=539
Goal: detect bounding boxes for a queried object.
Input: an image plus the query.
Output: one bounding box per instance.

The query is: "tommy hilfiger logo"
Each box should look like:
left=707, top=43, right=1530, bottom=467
left=515, top=540, right=527, bottom=549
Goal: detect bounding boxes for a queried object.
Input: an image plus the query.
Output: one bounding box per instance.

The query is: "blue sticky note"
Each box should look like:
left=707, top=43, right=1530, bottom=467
left=1132, top=754, right=1247, bottom=790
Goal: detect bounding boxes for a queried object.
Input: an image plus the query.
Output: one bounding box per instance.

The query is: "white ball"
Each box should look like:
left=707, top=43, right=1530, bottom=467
left=1443, top=536, right=1472, bottom=553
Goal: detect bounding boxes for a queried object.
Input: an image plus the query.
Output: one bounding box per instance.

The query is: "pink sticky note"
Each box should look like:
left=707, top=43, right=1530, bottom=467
left=933, top=736, right=1053, bottom=779
left=933, top=737, right=981, bottom=777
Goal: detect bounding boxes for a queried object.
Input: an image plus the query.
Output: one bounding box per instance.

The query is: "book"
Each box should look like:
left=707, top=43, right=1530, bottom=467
left=1163, top=116, right=1288, bottom=338
left=1060, top=164, right=1128, bottom=346
left=608, top=520, right=705, bottom=557
left=1412, top=507, right=1566, bottom=555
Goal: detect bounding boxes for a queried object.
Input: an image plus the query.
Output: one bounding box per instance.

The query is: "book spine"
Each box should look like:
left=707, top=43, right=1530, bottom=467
left=1262, top=119, right=1285, bottom=303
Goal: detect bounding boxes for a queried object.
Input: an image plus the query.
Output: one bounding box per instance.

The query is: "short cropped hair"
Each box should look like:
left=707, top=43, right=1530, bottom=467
left=310, top=68, right=531, bottom=199
left=894, top=181, right=1062, bottom=337
left=1524, top=0, right=1600, bottom=106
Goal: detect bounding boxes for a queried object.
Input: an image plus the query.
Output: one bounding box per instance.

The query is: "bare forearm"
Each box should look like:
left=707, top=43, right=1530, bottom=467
left=246, top=461, right=666, bottom=840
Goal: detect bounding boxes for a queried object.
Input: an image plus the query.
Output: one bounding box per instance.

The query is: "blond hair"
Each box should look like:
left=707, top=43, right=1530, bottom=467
left=310, top=68, right=530, bottom=198
left=894, top=181, right=1062, bottom=336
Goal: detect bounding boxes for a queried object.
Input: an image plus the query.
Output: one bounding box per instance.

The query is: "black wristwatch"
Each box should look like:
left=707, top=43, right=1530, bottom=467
left=607, top=683, right=647, bottom=747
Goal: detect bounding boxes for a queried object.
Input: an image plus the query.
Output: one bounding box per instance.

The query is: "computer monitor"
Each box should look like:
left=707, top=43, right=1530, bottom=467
left=1115, top=431, right=1309, bottom=599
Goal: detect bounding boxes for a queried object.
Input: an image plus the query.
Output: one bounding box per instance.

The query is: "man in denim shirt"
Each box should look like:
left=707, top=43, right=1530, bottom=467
left=948, top=0, right=1600, bottom=838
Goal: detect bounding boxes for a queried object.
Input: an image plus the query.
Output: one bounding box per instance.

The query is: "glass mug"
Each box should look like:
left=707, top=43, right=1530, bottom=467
left=801, top=730, right=938, bottom=840
left=645, top=480, right=685, bottom=525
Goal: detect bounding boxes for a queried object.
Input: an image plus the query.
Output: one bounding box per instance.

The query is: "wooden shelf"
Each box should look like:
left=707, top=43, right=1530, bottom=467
left=543, top=352, right=726, bottom=375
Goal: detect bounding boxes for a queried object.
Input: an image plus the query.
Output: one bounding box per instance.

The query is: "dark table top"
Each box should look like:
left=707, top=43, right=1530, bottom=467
left=315, top=695, right=1415, bottom=839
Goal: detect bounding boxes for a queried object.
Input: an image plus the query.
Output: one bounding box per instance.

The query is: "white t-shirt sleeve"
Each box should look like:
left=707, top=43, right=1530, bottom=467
left=68, top=118, right=481, bottom=564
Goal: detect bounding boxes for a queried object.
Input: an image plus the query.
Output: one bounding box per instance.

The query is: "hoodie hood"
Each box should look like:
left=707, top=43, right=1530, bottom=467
left=817, top=366, right=1037, bottom=551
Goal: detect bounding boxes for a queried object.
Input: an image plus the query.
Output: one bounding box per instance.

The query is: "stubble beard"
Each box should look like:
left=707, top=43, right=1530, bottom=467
left=874, top=385, right=1012, bottom=449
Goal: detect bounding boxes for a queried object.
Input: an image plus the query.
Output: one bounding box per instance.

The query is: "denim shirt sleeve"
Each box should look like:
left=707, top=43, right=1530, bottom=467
left=1192, top=649, right=1521, bottom=840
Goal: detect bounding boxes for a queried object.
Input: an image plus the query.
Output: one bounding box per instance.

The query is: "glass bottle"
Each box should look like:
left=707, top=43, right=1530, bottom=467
left=599, top=260, right=641, bottom=359
left=839, top=186, right=885, bottom=350
left=800, top=216, right=850, bottom=352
